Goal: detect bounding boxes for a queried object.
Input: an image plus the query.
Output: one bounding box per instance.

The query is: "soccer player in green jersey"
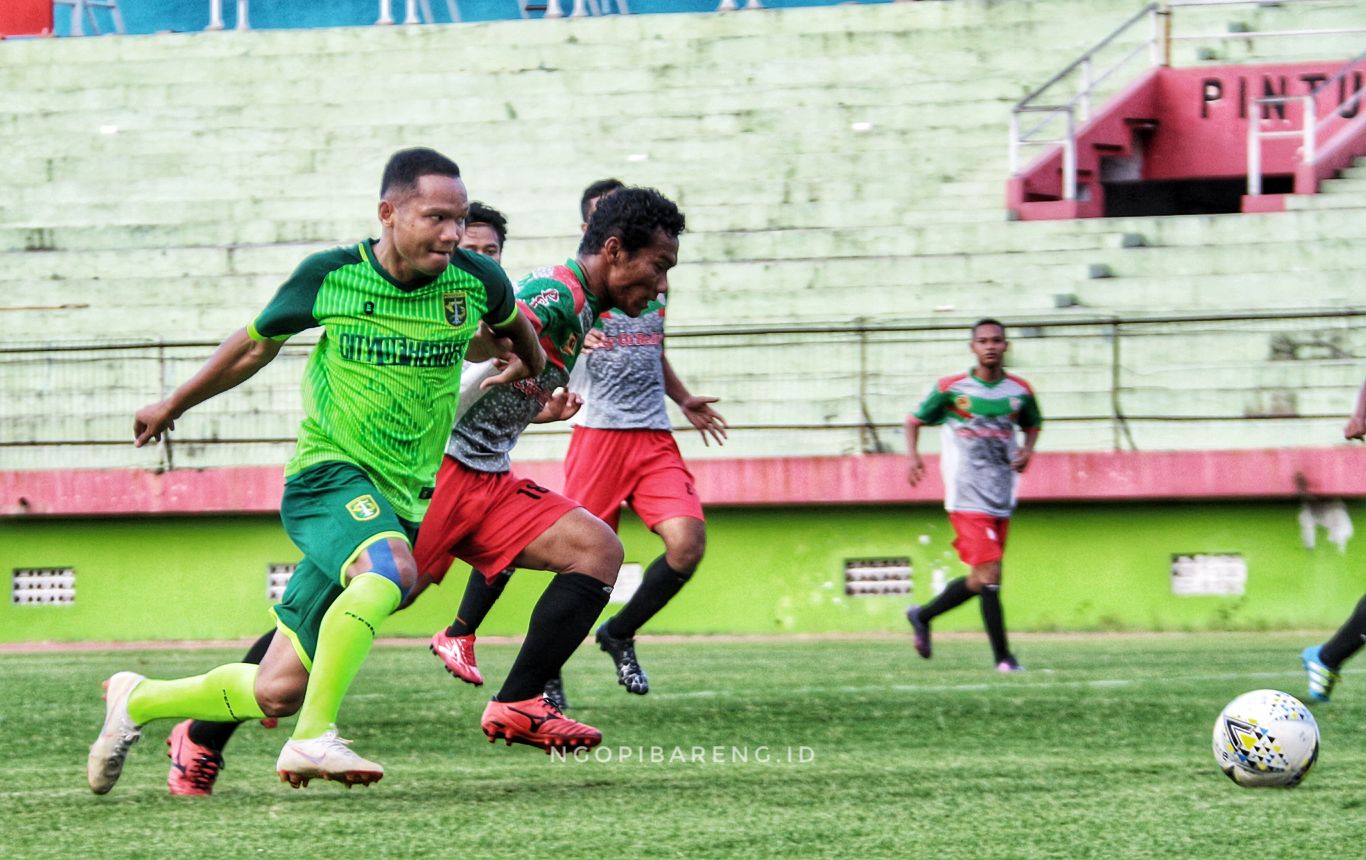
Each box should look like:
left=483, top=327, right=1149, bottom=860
left=87, top=147, right=545, bottom=794
left=1301, top=373, right=1366, bottom=703
left=903, top=319, right=1041, bottom=671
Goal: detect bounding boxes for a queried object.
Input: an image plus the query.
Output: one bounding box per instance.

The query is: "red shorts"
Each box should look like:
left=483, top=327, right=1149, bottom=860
left=948, top=511, right=1010, bottom=566
left=412, top=455, right=580, bottom=585
left=563, top=427, right=704, bottom=531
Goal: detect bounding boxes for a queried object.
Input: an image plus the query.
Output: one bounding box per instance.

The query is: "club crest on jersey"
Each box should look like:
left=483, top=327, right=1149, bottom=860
left=346, top=494, right=381, bottom=521
left=443, top=293, right=468, bottom=327
left=954, top=394, right=972, bottom=412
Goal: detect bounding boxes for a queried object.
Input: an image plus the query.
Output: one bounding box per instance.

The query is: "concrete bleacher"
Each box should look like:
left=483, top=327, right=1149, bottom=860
left=1, top=0, right=1363, bottom=470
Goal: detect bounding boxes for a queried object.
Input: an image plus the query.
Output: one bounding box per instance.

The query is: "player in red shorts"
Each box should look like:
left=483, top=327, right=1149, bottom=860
left=567, top=179, right=727, bottom=698
left=169, top=189, right=686, bottom=792
left=431, top=179, right=726, bottom=708
left=415, top=186, right=685, bottom=751
left=903, top=318, right=1041, bottom=672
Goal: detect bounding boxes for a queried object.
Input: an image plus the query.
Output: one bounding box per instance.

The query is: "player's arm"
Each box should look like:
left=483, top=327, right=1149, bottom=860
left=1012, top=426, right=1040, bottom=473
left=904, top=415, right=927, bottom=487
left=1012, top=392, right=1043, bottom=472
left=663, top=354, right=728, bottom=446
left=479, top=312, right=546, bottom=390
left=463, top=322, right=508, bottom=363
left=906, top=381, right=951, bottom=487
left=134, top=328, right=283, bottom=447
left=1345, top=376, right=1366, bottom=440
left=134, top=248, right=337, bottom=447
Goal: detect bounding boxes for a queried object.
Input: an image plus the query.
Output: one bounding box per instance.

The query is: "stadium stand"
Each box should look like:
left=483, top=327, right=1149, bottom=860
left=0, top=0, right=1363, bottom=471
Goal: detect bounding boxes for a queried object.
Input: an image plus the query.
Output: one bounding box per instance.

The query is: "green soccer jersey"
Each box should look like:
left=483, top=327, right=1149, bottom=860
left=248, top=240, right=518, bottom=520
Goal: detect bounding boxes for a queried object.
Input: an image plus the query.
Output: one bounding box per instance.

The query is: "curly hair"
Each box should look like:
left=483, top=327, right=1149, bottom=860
left=580, top=177, right=625, bottom=222
left=380, top=147, right=461, bottom=199
left=579, top=187, right=685, bottom=255
left=466, top=201, right=509, bottom=248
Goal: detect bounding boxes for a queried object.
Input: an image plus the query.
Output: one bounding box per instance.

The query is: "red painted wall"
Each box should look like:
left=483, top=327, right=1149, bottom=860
left=0, top=0, right=52, bottom=37
left=1148, top=62, right=1364, bottom=180
left=4, top=448, right=1365, bottom=517
left=1010, top=58, right=1363, bottom=217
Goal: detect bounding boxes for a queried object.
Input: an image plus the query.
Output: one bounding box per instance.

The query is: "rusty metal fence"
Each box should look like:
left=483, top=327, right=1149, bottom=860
left=2, top=309, right=1363, bottom=471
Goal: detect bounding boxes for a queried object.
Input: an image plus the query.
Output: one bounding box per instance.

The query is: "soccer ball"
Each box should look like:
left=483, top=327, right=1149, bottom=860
left=1212, top=689, right=1319, bottom=787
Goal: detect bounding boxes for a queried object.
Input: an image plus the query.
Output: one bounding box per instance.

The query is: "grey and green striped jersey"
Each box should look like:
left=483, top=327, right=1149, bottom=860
left=572, top=299, right=671, bottom=431
left=248, top=239, right=517, bottom=520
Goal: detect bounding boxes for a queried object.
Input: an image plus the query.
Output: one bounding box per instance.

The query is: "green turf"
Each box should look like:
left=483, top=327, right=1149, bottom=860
left=1, top=633, right=1361, bottom=859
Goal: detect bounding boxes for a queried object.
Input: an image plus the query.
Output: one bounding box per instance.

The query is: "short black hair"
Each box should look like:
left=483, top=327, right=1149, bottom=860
left=580, top=177, right=626, bottom=222
left=579, top=187, right=685, bottom=256
left=972, top=318, right=1006, bottom=337
left=466, top=201, right=508, bottom=248
left=380, top=147, right=461, bottom=199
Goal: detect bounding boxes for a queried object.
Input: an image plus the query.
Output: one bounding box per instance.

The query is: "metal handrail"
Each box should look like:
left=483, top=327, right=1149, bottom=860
left=1247, top=51, right=1366, bottom=196
left=1011, top=0, right=1366, bottom=205
left=1009, top=4, right=1162, bottom=196
left=206, top=0, right=249, bottom=30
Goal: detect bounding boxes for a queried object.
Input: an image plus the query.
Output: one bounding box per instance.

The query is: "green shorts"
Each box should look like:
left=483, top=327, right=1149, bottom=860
left=271, top=461, right=419, bottom=670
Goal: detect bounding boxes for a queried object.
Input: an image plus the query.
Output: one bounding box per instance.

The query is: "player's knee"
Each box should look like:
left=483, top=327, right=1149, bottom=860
left=970, top=564, right=1002, bottom=589
left=663, top=523, right=706, bottom=575
left=351, top=538, right=417, bottom=598
left=255, top=678, right=304, bottom=717
left=573, top=522, right=624, bottom=583
left=594, top=532, right=626, bottom=577
left=667, top=538, right=705, bottom=576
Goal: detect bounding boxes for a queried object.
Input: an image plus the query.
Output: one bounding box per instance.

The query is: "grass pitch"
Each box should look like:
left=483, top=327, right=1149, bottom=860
left=1, top=632, right=1362, bottom=859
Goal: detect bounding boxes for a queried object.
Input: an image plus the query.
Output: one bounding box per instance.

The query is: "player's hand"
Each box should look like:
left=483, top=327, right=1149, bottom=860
left=1012, top=449, right=1033, bottom=473
left=906, top=454, right=926, bottom=487
left=465, top=322, right=513, bottom=363
left=480, top=354, right=532, bottom=390
left=1346, top=414, right=1366, bottom=440
left=540, top=387, right=583, bottom=422
left=480, top=354, right=534, bottom=389
left=133, top=401, right=177, bottom=448
left=580, top=328, right=607, bottom=355
left=681, top=395, right=728, bottom=446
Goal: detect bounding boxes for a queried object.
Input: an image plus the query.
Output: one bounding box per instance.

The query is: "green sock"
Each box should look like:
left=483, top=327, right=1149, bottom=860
left=292, top=572, right=401, bottom=740
left=126, top=663, right=265, bottom=725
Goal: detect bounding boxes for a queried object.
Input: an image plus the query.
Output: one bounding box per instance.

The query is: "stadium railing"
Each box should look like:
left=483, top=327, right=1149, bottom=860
left=4, top=309, right=1364, bottom=471
left=1011, top=0, right=1366, bottom=204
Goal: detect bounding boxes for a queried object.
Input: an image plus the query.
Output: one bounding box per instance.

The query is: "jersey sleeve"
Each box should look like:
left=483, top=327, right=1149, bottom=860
left=518, top=276, right=579, bottom=337
left=456, top=250, right=518, bottom=329
left=247, top=249, right=344, bottom=341
left=1018, top=393, right=1043, bottom=429
left=912, top=381, right=950, bottom=425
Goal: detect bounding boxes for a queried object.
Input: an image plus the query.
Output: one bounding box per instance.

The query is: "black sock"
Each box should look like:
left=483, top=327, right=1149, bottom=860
left=979, top=584, right=1011, bottom=663
left=918, top=576, right=976, bottom=623
left=605, top=554, right=691, bottom=640
left=497, top=573, right=611, bottom=703
left=187, top=629, right=274, bottom=752
left=448, top=569, right=512, bottom=637
left=1320, top=593, right=1366, bottom=670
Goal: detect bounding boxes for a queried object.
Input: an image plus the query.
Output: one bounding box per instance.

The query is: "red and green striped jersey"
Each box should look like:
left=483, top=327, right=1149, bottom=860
left=912, top=371, right=1042, bottom=517
left=248, top=240, right=517, bottom=520
left=447, top=259, right=601, bottom=472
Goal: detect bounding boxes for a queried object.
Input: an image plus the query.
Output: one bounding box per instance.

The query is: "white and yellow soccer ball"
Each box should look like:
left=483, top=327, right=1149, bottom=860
left=1212, top=689, right=1319, bottom=788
